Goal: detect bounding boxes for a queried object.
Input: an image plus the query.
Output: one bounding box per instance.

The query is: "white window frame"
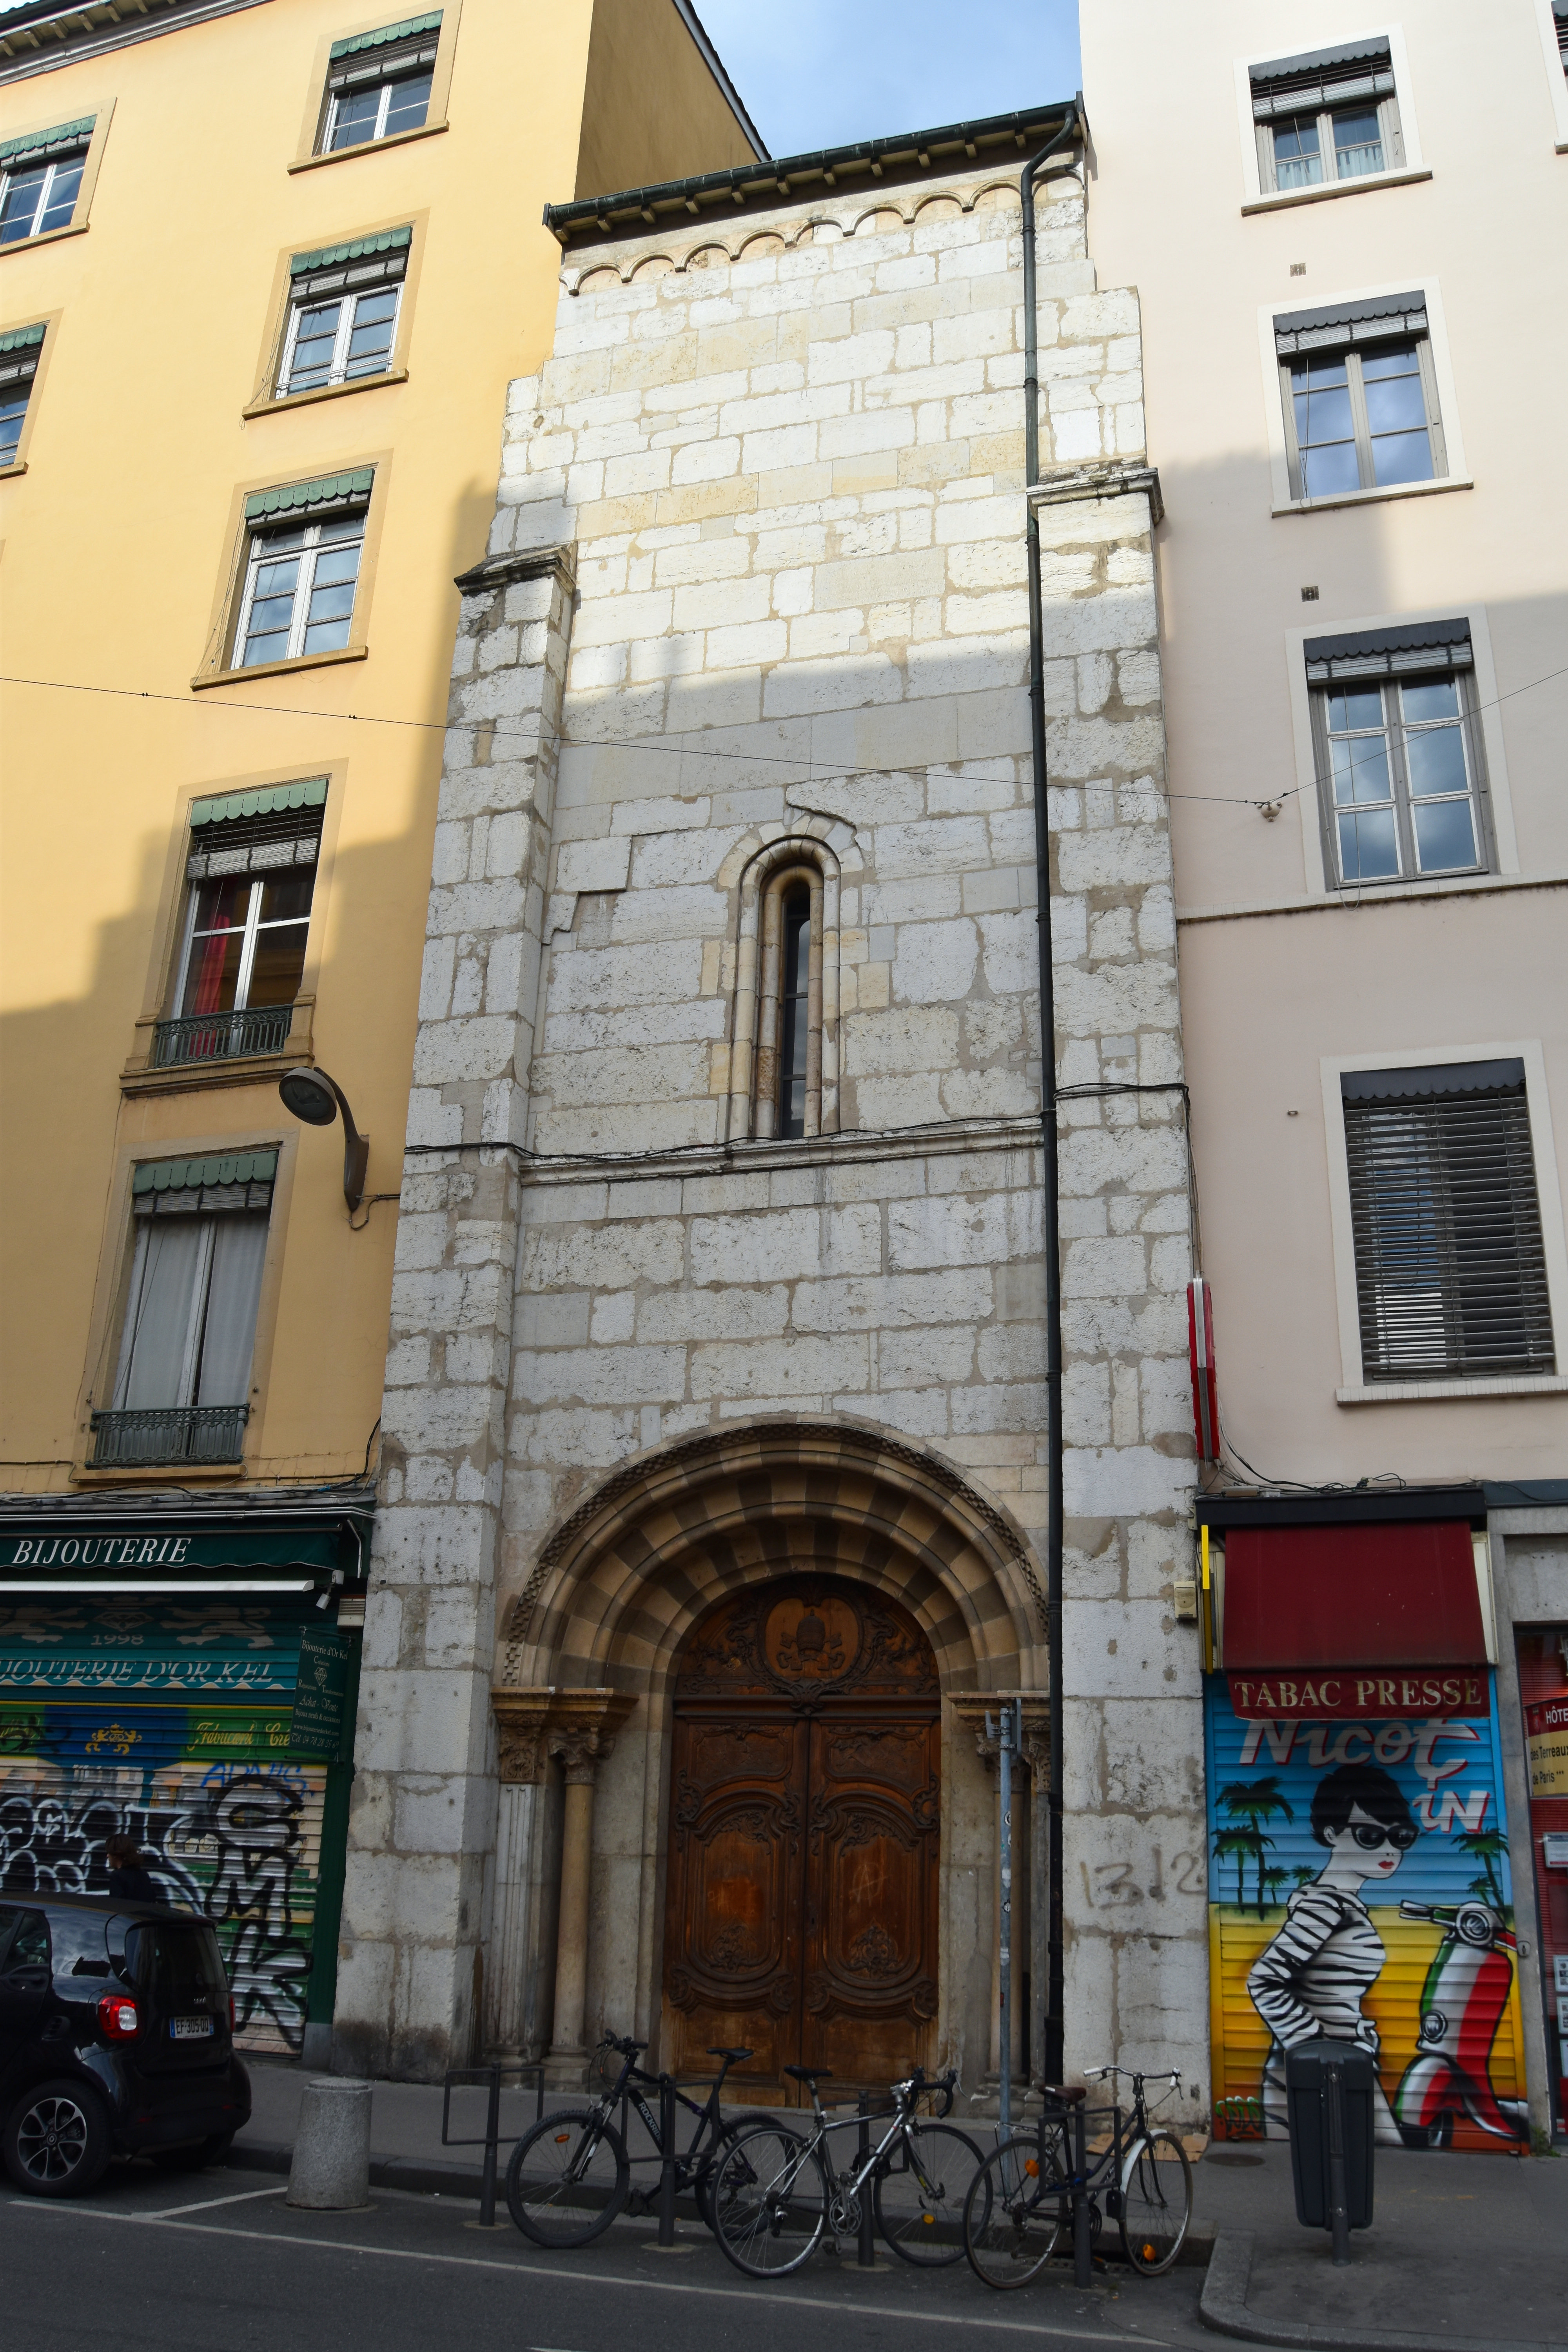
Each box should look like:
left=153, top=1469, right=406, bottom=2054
left=1258, top=278, right=1469, bottom=515
left=1233, top=24, right=1429, bottom=212
left=319, top=38, right=437, bottom=156
left=233, top=512, right=365, bottom=670
left=171, top=871, right=316, bottom=1020
left=1309, top=661, right=1492, bottom=890
left=113, top=1198, right=272, bottom=1414
left=277, top=278, right=403, bottom=398
left=0, top=148, right=86, bottom=244
left=1321, top=1040, right=1568, bottom=1401
left=1535, top=0, right=1568, bottom=149
left=1285, top=603, right=1520, bottom=898
left=0, top=341, right=39, bottom=468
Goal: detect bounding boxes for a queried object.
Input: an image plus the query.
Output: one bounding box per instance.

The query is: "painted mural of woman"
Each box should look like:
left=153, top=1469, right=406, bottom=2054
left=1247, top=1761, right=1417, bottom=2145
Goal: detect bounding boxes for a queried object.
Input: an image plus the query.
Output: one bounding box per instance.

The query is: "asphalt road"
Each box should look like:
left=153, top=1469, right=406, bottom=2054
left=0, top=2161, right=1215, bottom=2352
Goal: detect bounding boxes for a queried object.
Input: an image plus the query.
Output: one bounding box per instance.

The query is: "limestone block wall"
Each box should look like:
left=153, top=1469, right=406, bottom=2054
left=352, top=157, right=1207, bottom=2111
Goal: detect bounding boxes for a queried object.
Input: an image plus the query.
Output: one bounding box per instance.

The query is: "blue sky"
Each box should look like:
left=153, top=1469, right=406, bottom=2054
left=695, top=0, right=1082, bottom=159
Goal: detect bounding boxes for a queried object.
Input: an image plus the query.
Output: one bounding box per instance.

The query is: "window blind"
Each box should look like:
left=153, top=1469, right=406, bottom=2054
left=1343, top=1068, right=1555, bottom=1381
left=1250, top=41, right=1394, bottom=119
left=187, top=781, right=326, bottom=878
left=1305, top=619, right=1472, bottom=683
left=1275, top=293, right=1426, bottom=356
left=290, top=227, right=411, bottom=303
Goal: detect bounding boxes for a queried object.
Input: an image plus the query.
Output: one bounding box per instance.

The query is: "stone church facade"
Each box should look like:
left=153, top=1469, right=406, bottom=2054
left=333, top=115, right=1207, bottom=2125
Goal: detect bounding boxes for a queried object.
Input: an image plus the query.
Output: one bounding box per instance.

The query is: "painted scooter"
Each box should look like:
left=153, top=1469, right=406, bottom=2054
left=1392, top=1900, right=1529, bottom=2147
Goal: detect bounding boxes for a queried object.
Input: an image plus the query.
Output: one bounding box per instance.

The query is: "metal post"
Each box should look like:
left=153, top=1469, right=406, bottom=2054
left=479, top=2064, right=500, bottom=2229
left=989, top=1699, right=1021, bottom=2141
left=1073, top=2097, right=1091, bottom=2287
left=658, top=2075, right=677, bottom=2247
left=857, top=2092, right=877, bottom=2267
left=1325, top=2057, right=1351, bottom=2268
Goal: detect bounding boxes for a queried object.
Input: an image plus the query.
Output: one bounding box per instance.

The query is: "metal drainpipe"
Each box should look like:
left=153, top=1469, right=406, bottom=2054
left=1020, top=96, right=1080, bottom=2090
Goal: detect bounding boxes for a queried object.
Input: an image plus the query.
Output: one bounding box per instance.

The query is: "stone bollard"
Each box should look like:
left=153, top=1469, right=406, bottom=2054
left=287, top=2076, right=372, bottom=2209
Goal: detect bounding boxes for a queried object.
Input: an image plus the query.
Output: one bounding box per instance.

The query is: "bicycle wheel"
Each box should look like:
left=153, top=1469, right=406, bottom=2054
left=964, top=2135, right=1066, bottom=2288
left=505, top=2109, right=628, bottom=2247
left=875, top=2120, right=987, bottom=2266
left=1119, top=2130, right=1191, bottom=2275
left=694, top=2114, right=784, bottom=2234
left=710, top=2122, right=828, bottom=2278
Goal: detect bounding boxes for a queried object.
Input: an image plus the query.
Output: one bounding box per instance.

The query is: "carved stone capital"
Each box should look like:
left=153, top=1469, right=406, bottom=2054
left=948, top=1693, right=1053, bottom=1788
left=492, top=1686, right=637, bottom=1786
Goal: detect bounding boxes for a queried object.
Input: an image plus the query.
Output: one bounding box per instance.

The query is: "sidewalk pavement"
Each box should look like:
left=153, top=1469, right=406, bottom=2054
left=233, top=2058, right=1567, bottom=2348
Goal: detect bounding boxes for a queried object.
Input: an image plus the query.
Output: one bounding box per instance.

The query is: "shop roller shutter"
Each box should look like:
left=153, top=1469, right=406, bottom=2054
left=0, top=1596, right=336, bottom=2056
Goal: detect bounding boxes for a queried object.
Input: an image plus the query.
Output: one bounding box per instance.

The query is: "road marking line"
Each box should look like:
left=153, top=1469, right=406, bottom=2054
left=141, top=2185, right=288, bottom=2219
left=5, top=2205, right=1161, bottom=2343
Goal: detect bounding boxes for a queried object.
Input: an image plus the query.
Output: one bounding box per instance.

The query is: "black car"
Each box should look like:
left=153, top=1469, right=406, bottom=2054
left=0, top=1893, right=250, bottom=2195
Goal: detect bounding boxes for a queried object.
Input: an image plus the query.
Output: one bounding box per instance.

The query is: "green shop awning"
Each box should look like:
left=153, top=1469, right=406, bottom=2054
left=133, top=1151, right=278, bottom=1194
left=291, top=228, right=411, bottom=277
left=330, top=12, right=440, bottom=61
left=191, top=780, right=326, bottom=828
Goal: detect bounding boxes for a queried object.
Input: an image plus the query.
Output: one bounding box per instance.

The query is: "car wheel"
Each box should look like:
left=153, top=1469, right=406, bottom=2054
left=151, top=2131, right=236, bottom=2171
left=3, top=2081, right=113, bottom=2198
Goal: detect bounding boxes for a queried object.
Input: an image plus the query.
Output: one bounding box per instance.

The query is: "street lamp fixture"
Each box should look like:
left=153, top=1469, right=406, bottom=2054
left=278, top=1067, right=369, bottom=1213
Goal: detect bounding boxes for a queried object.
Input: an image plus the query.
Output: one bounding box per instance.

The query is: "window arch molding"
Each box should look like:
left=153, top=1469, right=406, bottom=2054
left=723, top=826, right=851, bottom=1143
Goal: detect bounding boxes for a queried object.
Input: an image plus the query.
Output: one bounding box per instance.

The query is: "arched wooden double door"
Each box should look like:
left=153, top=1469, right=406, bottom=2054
left=663, top=1577, right=940, bottom=2099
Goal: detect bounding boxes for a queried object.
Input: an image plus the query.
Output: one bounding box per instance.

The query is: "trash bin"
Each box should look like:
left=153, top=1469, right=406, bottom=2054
left=1285, top=2038, right=1374, bottom=2260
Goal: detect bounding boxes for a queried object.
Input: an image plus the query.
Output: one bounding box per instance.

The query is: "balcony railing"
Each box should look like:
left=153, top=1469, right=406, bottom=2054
left=89, top=1405, right=249, bottom=1468
left=152, top=1005, right=295, bottom=1068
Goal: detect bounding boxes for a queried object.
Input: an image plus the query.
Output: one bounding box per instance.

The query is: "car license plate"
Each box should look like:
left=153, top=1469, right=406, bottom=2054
left=171, top=2016, right=214, bottom=2040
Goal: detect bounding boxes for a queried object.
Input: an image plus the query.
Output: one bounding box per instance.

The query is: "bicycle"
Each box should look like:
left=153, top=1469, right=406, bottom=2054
left=963, top=2065, right=1191, bottom=2285
left=504, top=2034, right=779, bottom=2247
left=708, top=2063, right=987, bottom=2277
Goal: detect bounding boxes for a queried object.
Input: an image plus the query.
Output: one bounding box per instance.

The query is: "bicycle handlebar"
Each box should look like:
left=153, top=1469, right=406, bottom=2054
left=890, top=2065, right=957, bottom=2118
left=1082, top=2065, right=1182, bottom=2089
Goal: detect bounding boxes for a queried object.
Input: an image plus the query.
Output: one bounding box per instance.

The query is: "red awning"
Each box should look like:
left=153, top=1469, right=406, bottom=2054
left=1221, top=1521, right=1485, bottom=1669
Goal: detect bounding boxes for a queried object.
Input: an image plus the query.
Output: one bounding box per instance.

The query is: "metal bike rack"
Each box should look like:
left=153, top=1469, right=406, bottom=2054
left=441, top=2062, right=547, bottom=2228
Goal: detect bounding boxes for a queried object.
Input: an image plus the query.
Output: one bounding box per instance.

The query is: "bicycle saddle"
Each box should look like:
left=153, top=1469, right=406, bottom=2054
left=1039, top=2082, right=1087, bottom=2104
left=783, top=2065, right=832, bottom=2084
left=707, top=2047, right=755, bottom=2063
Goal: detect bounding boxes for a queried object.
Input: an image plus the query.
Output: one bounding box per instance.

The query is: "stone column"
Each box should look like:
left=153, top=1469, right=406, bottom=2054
left=331, top=546, right=575, bottom=2080
left=541, top=1690, right=636, bottom=2089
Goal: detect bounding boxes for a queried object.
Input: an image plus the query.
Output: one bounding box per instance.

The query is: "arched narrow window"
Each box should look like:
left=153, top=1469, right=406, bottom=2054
left=752, top=862, right=824, bottom=1140
left=777, top=885, right=811, bottom=1137
left=727, top=834, right=842, bottom=1145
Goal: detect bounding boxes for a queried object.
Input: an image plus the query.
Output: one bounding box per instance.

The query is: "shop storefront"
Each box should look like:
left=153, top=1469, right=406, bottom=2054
left=1199, top=1501, right=1528, bottom=2153
left=1517, top=1625, right=1568, bottom=2133
left=0, top=1492, right=369, bottom=2062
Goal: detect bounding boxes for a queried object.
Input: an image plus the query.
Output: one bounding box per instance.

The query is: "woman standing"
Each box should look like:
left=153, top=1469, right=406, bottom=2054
left=1247, top=1761, right=1418, bottom=2145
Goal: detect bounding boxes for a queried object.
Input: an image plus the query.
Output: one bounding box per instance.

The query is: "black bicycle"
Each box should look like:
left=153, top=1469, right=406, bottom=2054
left=504, top=2035, right=779, bottom=2247
left=709, top=2064, right=987, bottom=2277
left=963, top=2065, right=1191, bottom=2284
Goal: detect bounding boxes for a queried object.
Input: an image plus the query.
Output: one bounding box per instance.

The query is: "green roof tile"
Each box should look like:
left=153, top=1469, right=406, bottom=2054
left=329, top=12, right=440, bottom=62
left=291, top=225, right=412, bottom=277
left=245, top=468, right=374, bottom=524
left=190, top=779, right=328, bottom=829
left=133, top=1151, right=279, bottom=1195
left=0, top=115, right=94, bottom=165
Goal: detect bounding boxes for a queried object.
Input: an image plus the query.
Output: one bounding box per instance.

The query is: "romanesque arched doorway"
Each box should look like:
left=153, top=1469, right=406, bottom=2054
left=662, top=1575, right=940, bottom=2099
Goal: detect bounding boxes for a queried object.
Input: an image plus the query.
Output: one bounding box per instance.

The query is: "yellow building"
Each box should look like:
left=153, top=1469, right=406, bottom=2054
left=0, top=0, right=759, bottom=2062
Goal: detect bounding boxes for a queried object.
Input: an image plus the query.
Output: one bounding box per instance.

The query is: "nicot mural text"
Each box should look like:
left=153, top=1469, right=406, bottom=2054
left=1204, top=1679, right=1526, bottom=2153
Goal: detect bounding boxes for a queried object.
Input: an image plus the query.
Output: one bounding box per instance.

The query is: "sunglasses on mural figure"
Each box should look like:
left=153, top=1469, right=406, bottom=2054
left=1350, top=1822, right=1418, bottom=1852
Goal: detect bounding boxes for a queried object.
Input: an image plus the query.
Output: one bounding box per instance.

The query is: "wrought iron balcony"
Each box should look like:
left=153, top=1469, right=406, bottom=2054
left=88, top=1405, right=249, bottom=1468
left=152, top=1005, right=296, bottom=1068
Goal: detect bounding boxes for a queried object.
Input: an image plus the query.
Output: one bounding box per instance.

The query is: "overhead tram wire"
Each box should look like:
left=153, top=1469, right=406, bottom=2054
left=3, top=661, right=1565, bottom=816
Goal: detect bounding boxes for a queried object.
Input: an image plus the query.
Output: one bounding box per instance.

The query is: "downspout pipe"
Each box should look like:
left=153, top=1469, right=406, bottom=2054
left=1020, top=96, right=1081, bottom=2091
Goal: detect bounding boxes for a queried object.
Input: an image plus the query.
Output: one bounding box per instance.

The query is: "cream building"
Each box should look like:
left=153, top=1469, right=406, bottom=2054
left=0, top=0, right=759, bottom=2062
left=336, top=103, right=1215, bottom=2117
left=1083, top=0, right=1568, bottom=2148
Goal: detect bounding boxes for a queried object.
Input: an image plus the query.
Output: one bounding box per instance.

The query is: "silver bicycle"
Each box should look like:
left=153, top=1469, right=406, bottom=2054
left=709, top=2062, right=988, bottom=2278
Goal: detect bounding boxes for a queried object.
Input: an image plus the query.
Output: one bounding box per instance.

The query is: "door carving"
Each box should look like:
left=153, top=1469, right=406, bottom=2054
left=663, top=1578, right=940, bottom=2096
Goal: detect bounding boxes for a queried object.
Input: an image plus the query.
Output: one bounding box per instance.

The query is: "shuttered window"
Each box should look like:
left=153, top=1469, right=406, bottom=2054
left=1250, top=42, right=1403, bottom=195
left=1276, top=295, right=1446, bottom=501
left=277, top=230, right=409, bottom=399
left=1343, top=1063, right=1556, bottom=1381
left=319, top=15, right=440, bottom=153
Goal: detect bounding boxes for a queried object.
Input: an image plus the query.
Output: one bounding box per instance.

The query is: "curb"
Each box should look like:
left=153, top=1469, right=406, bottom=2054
left=229, top=2138, right=490, bottom=2202
left=1198, top=2230, right=1568, bottom=2352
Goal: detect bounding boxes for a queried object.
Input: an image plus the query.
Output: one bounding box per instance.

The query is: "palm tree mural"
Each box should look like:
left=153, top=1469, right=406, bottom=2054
left=1216, top=1777, right=1296, bottom=1916
left=1260, top=1865, right=1290, bottom=1911
left=1456, top=1828, right=1508, bottom=1913
left=1214, top=1828, right=1257, bottom=1908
